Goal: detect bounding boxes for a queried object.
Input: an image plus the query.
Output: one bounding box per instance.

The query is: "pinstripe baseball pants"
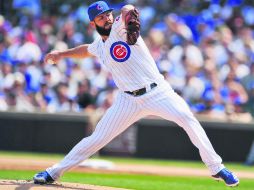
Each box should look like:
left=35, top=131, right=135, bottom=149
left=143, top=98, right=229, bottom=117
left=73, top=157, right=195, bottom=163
left=47, top=81, right=224, bottom=179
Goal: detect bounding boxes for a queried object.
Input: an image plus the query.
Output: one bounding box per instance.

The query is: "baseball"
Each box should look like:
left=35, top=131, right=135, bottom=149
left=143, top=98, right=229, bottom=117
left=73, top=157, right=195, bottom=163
left=47, top=59, right=55, bottom=65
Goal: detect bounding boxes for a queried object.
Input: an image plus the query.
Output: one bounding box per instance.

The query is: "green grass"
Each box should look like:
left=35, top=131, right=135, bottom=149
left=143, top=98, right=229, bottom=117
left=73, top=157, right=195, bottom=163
left=103, top=156, right=254, bottom=171
left=0, top=151, right=253, bottom=189
left=0, top=170, right=253, bottom=190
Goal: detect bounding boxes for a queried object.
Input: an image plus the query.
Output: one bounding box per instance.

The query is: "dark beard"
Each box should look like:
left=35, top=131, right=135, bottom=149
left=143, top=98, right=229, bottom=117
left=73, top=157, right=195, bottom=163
left=95, top=24, right=111, bottom=36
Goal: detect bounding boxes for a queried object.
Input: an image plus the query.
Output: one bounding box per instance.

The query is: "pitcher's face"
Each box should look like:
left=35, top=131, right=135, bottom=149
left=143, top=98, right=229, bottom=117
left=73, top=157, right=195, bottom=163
left=92, top=11, right=114, bottom=36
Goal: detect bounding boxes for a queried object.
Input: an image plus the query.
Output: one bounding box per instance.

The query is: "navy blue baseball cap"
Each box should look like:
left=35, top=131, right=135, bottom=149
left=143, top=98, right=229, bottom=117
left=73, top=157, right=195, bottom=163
left=88, top=1, right=114, bottom=21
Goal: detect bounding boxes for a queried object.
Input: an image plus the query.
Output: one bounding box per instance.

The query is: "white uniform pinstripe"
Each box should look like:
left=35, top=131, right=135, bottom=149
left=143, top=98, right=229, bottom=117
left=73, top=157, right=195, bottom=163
left=87, top=15, right=165, bottom=92
left=46, top=14, right=224, bottom=179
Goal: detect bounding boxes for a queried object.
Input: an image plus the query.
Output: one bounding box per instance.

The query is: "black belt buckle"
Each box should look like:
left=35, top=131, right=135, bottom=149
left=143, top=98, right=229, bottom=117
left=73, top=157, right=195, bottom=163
left=132, top=89, right=139, bottom=96
left=125, top=82, right=157, bottom=97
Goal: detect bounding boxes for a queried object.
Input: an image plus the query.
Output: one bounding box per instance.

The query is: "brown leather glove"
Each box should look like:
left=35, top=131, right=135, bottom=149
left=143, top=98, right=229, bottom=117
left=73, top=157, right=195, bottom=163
left=125, top=8, right=140, bottom=45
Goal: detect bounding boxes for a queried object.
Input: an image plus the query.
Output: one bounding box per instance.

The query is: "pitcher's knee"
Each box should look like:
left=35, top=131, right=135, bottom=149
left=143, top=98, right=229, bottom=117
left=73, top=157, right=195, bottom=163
left=176, top=111, right=199, bottom=127
left=87, top=134, right=112, bottom=149
left=178, top=110, right=194, bottom=121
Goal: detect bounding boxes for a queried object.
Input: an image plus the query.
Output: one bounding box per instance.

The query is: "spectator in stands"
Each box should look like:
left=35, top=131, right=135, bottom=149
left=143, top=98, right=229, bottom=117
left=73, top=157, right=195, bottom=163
left=53, top=82, right=79, bottom=112
left=12, top=72, right=36, bottom=112
left=77, top=79, right=96, bottom=111
left=223, top=70, right=252, bottom=122
left=241, top=63, right=254, bottom=115
left=0, top=92, right=8, bottom=111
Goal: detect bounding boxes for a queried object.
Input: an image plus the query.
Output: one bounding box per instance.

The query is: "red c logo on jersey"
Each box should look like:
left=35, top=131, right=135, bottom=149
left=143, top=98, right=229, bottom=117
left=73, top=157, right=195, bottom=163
left=110, top=41, right=131, bottom=62
left=113, top=45, right=127, bottom=59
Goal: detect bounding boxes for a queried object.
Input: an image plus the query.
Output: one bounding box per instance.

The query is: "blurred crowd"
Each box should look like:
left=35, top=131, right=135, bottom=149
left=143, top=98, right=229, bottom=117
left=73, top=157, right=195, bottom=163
left=0, top=0, right=254, bottom=122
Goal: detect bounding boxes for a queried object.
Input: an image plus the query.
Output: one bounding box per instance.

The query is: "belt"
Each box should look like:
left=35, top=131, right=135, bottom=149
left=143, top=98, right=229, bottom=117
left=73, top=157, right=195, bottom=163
left=125, top=83, right=157, bottom=97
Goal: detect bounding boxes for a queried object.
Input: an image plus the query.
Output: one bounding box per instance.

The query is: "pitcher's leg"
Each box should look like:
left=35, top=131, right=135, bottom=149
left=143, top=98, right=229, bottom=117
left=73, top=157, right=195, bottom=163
left=46, top=94, right=142, bottom=180
left=147, top=90, right=224, bottom=175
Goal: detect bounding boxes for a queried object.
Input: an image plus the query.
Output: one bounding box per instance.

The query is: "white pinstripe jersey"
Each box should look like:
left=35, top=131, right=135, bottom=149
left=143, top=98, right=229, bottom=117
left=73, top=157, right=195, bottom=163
left=88, top=14, right=164, bottom=92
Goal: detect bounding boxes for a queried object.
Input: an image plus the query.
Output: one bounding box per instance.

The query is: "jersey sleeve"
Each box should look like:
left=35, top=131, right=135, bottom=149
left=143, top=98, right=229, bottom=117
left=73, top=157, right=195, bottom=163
left=87, top=37, right=101, bottom=57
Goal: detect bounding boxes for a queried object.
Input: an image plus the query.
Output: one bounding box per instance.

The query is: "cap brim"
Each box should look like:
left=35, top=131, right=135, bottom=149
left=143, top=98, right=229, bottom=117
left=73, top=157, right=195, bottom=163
left=93, top=8, right=114, bottom=20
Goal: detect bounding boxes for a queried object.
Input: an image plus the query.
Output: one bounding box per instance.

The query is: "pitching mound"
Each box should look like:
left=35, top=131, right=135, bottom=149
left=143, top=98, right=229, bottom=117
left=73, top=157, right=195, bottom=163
left=0, top=180, right=128, bottom=190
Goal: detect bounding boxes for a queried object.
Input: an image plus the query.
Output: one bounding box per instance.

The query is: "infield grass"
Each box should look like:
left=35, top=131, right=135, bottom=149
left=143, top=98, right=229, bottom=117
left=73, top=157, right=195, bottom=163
left=0, top=151, right=254, bottom=189
left=0, top=170, right=253, bottom=190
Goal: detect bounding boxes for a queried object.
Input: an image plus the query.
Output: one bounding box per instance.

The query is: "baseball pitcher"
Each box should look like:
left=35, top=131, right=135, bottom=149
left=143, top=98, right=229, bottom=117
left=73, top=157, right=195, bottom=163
left=33, top=1, right=239, bottom=187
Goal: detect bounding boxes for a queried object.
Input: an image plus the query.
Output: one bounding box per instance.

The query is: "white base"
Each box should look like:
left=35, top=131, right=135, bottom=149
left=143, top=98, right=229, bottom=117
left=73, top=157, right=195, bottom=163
left=79, top=159, right=115, bottom=169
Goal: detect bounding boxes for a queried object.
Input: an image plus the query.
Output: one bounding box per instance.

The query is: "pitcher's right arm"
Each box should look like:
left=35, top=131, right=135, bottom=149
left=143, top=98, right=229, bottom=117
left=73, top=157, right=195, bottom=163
left=44, top=44, right=93, bottom=64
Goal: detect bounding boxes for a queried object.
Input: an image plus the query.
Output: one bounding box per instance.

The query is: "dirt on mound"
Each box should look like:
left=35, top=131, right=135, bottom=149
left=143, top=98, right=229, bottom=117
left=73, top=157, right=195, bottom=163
left=0, top=180, right=128, bottom=190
